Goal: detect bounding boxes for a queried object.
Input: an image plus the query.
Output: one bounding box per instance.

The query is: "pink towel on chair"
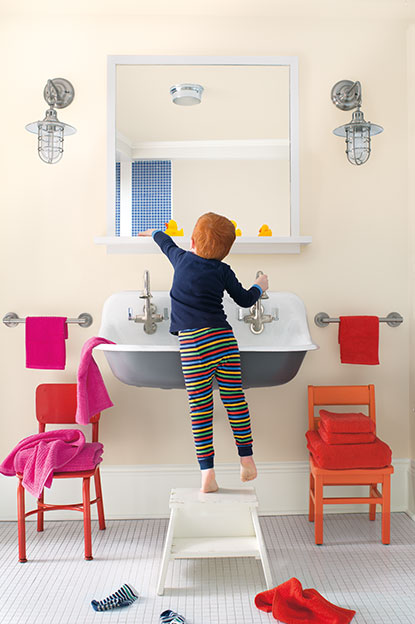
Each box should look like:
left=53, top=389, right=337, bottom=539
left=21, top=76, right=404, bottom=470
left=25, top=317, right=68, bottom=369
left=0, top=430, right=86, bottom=498
left=75, top=337, right=115, bottom=425
left=53, top=442, right=103, bottom=473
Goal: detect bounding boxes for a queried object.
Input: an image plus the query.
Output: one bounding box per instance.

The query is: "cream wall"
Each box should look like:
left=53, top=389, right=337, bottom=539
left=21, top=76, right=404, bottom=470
left=0, top=6, right=412, bottom=495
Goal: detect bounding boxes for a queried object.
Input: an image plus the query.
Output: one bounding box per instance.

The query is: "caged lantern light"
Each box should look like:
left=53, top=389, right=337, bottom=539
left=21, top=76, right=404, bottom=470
left=25, top=78, right=76, bottom=164
left=331, top=80, right=383, bottom=166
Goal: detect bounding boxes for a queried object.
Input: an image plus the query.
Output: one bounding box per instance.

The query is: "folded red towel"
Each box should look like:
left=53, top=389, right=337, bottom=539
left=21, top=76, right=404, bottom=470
left=306, top=430, right=391, bottom=469
left=255, top=577, right=355, bottom=623
left=26, top=317, right=68, bottom=370
left=320, top=409, right=375, bottom=434
left=338, top=316, right=379, bottom=365
left=318, top=421, right=376, bottom=445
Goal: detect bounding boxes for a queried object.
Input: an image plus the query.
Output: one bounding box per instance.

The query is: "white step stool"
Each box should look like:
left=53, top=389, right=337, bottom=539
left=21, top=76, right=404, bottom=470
left=157, top=487, right=273, bottom=595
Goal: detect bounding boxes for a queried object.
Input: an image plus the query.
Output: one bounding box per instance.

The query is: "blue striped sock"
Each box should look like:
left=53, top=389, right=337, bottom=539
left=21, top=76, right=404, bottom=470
left=160, top=609, right=187, bottom=623
left=91, top=584, right=138, bottom=611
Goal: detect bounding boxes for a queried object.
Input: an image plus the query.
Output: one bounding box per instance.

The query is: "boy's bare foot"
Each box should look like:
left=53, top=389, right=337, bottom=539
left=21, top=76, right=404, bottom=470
left=240, top=456, right=257, bottom=482
left=200, top=468, right=219, bottom=493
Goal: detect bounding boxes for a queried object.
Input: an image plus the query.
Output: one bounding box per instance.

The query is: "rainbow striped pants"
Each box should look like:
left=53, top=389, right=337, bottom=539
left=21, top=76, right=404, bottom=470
left=178, top=327, right=253, bottom=470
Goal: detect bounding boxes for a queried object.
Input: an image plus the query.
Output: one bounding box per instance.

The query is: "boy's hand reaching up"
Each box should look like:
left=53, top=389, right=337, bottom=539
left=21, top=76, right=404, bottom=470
left=137, top=229, right=156, bottom=236
left=255, top=273, right=269, bottom=292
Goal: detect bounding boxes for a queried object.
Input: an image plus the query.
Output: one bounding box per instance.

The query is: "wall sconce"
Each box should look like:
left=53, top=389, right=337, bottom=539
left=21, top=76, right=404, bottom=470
left=25, top=78, right=76, bottom=164
left=331, top=80, right=383, bottom=165
left=170, top=83, right=204, bottom=106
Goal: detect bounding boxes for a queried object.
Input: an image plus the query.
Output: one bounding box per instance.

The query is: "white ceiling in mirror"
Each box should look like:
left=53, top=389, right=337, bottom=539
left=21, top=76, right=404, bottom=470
left=96, top=55, right=311, bottom=254
left=116, top=65, right=290, bottom=143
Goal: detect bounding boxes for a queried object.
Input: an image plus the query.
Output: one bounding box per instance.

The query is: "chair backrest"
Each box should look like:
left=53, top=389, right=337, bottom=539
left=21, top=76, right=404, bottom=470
left=36, top=384, right=100, bottom=442
left=308, top=384, right=376, bottom=432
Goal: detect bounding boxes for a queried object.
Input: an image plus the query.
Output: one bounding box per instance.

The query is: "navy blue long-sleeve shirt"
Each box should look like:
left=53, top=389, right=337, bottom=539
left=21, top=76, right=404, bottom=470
left=152, top=231, right=262, bottom=335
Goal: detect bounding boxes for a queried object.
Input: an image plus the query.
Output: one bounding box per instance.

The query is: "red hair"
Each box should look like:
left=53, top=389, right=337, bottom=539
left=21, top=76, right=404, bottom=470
left=192, top=212, right=236, bottom=260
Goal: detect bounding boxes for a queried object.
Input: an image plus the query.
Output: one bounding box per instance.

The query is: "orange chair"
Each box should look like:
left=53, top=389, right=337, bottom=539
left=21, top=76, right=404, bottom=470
left=308, top=385, right=393, bottom=545
left=17, top=383, right=105, bottom=562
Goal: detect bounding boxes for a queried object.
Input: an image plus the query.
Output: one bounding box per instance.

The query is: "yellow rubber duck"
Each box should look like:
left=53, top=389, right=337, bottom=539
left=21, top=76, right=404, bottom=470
left=258, top=224, right=273, bottom=236
left=231, top=220, right=242, bottom=236
left=165, top=219, right=183, bottom=236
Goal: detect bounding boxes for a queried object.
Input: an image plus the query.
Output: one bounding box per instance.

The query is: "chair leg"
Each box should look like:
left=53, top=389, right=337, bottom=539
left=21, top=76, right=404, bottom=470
left=314, top=476, right=324, bottom=545
left=381, top=475, right=391, bottom=545
left=17, top=478, right=27, bottom=563
left=37, top=489, right=45, bottom=532
left=309, top=472, right=315, bottom=522
left=369, top=484, right=377, bottom=521
left=82, top=477, right=93, bottom=560
left=94, top=468, right=106, bottom=531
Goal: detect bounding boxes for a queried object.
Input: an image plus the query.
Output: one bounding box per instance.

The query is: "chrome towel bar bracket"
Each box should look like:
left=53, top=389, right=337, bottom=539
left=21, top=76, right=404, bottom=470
left=2, top=312, right=93, bottom=328
left=314, top=312, right=403, bottom=328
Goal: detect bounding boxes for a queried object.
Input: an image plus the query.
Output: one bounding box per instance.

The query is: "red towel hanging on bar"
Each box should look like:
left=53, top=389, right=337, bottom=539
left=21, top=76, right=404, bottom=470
left=338, top=315, right=379, bottom=365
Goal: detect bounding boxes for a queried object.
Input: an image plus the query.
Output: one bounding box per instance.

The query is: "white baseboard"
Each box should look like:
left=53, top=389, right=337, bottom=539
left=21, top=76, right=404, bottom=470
left=0, top=459, right=410, bottom=521
left=407, top=459, right=415, bottom=520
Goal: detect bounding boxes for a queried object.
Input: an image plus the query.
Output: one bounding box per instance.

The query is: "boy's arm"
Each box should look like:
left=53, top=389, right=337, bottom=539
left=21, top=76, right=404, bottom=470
left=224, top=267, right=264, bottom=307
left=138, top=229, right=185, bottom=266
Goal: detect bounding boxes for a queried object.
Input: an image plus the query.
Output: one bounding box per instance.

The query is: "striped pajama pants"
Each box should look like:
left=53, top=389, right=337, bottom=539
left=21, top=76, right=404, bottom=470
left=178, top=327, right=253, bottom=470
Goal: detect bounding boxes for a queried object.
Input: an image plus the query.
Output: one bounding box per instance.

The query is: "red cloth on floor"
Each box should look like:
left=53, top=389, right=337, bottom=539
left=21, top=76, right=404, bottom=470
left=255, top=577, right=356, bottom=623
left=306, top=430, right=392, bottom=469
left=318, top=421, right=376, bottom=445
left=319, top=409, right=375, bottom=434
left=338, top=316, right=379, bottom=365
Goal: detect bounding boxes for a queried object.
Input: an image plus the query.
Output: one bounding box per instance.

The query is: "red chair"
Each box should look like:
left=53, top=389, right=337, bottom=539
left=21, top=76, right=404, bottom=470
left=308, top=385, right=393, bottom=545
left=17, top=383, right=105, bottom=562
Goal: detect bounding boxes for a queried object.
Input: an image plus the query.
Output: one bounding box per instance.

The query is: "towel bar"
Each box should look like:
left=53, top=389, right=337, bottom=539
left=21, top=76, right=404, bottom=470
left=2, top=312, right=93, bottom=328
left=314, top=312, right=403, bottom=328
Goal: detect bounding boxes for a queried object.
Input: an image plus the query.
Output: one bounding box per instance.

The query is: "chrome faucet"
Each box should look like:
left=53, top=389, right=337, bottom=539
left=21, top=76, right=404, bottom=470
left=128, top=270, right=167, bottom=334
left=238, top=270, right=278, bottom=334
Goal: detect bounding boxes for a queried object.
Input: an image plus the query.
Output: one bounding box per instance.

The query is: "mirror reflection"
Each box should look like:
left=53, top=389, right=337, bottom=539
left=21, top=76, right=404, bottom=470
left=114, top=61, right=294, bottom=237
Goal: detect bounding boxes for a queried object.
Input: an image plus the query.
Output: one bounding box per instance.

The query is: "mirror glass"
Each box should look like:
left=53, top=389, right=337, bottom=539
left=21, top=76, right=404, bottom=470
left=110, top=57, right=298, bottom=238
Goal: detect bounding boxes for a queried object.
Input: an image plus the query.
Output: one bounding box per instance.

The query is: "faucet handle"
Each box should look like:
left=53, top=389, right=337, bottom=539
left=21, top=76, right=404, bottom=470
left=255, top=270, right=269, bottom=299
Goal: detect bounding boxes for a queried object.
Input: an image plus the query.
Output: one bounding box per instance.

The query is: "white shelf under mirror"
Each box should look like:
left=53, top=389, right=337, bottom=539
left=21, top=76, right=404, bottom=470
left=95, top=236, right=311, bottom=254
left=97, top=55, right=311, bottom=255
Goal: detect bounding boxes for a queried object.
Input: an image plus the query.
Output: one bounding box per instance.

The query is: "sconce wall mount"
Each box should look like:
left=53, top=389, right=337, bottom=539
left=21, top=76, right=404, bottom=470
left=26, top=77, right=76, bottom=164
left=331, top=79, right=383, bottom=166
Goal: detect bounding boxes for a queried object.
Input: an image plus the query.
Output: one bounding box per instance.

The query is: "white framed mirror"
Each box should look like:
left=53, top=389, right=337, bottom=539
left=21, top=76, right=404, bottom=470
left=98, top=55, right=311, bottom=253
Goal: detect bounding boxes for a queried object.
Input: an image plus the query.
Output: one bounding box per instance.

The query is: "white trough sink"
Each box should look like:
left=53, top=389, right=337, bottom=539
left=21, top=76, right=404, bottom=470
left=96, top=291, right=318, bottom=389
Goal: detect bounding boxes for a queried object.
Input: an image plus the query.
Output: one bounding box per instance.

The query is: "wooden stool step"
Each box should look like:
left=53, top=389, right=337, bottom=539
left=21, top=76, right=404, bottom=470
left=157, top=487, right=273, bottom=595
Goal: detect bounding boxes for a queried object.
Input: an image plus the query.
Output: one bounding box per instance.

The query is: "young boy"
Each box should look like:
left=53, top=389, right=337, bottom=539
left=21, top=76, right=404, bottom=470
left=139, top=212, right=268, bottom=492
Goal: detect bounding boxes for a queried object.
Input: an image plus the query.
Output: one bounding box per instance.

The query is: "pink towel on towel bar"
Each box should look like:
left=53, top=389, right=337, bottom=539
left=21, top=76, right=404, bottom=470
left=25, top=316, right=68, bottom=369
left=75, top=336, right=115, bottom=425
left=0, top=430, right=87, bottom=498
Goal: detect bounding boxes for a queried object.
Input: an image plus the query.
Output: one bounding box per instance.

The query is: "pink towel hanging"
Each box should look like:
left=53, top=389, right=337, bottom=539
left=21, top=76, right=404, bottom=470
left=75, top=336, right=115, bottom=424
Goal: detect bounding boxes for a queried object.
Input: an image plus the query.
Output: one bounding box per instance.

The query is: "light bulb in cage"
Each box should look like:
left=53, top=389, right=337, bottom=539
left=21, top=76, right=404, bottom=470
left=331, top=80, right=383, bottom=166
left=25, top=78, right=76, bottom=164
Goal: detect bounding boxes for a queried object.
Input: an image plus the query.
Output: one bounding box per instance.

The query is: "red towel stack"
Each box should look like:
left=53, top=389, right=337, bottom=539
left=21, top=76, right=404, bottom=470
left=306, top=409, right=391, bottom=469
